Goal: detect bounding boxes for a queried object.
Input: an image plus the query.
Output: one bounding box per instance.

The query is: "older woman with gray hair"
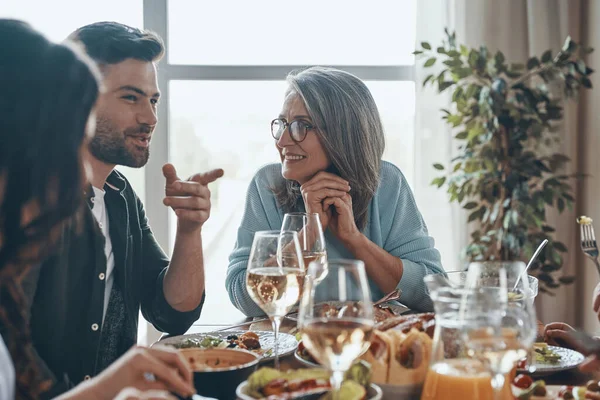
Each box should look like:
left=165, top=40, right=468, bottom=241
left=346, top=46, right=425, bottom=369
left=226, top=66, right=444, bottom=316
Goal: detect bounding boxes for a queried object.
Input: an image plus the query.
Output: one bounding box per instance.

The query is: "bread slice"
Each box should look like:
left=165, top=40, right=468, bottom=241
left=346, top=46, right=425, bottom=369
left=386, top=328, right=432, bottom=386
left=360, top=330, right=392, bottom=384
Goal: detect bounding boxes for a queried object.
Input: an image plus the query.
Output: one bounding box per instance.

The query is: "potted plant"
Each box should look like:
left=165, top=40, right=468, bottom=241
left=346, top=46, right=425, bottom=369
left=414, top=30, right=594, bottom=293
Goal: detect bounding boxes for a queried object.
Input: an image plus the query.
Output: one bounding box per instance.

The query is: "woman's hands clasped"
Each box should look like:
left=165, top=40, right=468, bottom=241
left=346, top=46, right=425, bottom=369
left=300, top=172, right=359, bottom=243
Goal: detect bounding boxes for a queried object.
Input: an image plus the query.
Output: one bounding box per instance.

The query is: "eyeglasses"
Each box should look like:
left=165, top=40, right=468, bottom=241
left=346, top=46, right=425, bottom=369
left=271, top=118, right=315, bottom=143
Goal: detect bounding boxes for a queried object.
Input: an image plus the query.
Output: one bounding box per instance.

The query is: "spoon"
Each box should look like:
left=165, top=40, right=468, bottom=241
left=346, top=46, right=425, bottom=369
left=513, top=239, right=548, bottom=291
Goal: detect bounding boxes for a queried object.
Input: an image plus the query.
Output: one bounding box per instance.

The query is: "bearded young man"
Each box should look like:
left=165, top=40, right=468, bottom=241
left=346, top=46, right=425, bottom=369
left=24, top=22, right=222, bottom=396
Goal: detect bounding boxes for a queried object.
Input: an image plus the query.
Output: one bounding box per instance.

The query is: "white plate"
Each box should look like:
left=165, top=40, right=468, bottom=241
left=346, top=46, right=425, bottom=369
left=159, top=330, right=298, bottom=362
left=518, top=346, right=585, bottom=377
left=236, top=381, right=383, bottom=400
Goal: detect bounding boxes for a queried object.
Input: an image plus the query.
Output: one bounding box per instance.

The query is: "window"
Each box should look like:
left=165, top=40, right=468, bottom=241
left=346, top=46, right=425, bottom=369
left=167, top=0, right=416, bottom=66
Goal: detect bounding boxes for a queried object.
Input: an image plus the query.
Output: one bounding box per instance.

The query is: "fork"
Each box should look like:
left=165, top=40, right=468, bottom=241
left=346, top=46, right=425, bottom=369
left=580, top=223, right=600, bottom=276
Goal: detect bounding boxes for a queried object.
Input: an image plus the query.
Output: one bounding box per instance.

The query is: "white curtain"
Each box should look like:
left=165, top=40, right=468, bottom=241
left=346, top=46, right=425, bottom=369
left=414, top=0, right=468, bottom=274
left=414, top=0, right=598, bottom=330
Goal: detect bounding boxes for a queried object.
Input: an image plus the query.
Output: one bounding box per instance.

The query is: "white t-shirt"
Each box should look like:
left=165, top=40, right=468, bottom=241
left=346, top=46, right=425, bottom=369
left=91, top=186, right=115, bottom=326
left=0, top=335, right=15, bottom=400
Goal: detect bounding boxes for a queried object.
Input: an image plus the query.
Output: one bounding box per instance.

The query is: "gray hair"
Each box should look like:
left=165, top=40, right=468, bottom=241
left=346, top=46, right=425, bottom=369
left=274, top=66, right=385, bottom=230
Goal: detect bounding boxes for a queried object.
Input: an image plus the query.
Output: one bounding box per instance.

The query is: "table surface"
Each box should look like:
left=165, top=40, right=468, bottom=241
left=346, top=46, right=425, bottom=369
left=162, top=315, right=598, bottom=394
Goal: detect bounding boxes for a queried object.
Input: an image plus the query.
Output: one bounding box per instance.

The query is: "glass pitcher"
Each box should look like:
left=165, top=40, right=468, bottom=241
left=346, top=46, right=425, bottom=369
left=420, top=275, right=515, bottom=400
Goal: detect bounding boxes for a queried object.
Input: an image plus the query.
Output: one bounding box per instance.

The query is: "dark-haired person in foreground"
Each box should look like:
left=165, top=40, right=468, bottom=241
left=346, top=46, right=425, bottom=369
left=0, top=19, right=195, bottom=400
left=25, top=21, right=222, bottom=395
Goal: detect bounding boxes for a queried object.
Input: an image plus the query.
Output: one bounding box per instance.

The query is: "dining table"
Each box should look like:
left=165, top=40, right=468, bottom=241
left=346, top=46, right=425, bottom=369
left=159, top=312, right=600, bottom=399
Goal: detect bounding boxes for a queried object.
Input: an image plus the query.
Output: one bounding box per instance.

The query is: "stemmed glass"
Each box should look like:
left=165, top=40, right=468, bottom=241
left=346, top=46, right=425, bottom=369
left=281, top=212, right=327, bottom=281
left=246, top=230, right=305, bottom=368
left=298, top=260, right=374, bottom=399
left=460, top=263, right=538, bottom=399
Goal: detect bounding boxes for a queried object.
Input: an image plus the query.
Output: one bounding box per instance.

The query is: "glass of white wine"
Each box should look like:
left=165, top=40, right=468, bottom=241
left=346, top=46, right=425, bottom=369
left=246, top=230, right=304, bottom=368
left=281, top=212, right=327, bottom=282
left=297, top=259, right=374, bottom=399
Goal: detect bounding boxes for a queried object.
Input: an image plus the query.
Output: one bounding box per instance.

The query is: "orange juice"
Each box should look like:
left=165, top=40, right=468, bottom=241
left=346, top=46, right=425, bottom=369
left=421, top=359, right=513, bottom=400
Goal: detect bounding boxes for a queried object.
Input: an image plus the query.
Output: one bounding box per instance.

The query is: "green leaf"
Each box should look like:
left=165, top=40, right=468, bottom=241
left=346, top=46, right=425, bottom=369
left=577, top=60, right=587, bottom=74
left=463, top=202, right=478, bottom=210
left=559, top=276, right=576, bottom=284
left=421, top=42, right=432, bottom=50
left=557, top=198, right=565, bottom=213
left=447, top=114, right=463, bottom=127
left=443, top=59, right=463, bottom=67
left=424, top=57, right=437, bottom=67
left=582, top=77, right=593, bottom=88
left=412, top=50, right=424, bottom=55
left=439, top=81, right=454, bottom=92
left=453, top=162, right=462, bottom=172
left=541, top=50, right=553, bottom=63
left=527, top=57, right=540, bottom=70
left=455, top=131, right=468, bottom=140
left=553, top=241, right=568, bottom=253
left=437, top=47, right=447, bottom=54
left=431, top=177, right=446, bottom=188
left=423, top=74, right=435, bottom=87
left=433, top=163, right=445, bottom=170
left=468, top=208, right=483, bottom=222
left=494, top=51, right=505, bottom=66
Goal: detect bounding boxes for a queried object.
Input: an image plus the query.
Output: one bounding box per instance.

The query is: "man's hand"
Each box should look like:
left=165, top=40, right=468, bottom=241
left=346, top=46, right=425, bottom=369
left=162, top=163, right=224, bottom=234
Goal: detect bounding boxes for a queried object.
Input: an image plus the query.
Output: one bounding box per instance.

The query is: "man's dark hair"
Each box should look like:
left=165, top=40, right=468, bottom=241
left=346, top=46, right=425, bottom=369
left=68, top=21, right=164, bottom=66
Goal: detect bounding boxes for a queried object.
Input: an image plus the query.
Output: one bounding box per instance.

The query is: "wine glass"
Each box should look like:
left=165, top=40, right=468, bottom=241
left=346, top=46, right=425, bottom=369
left=297, top=259, right=374, bottom=399
left=246, top=230, right=305, bottom=368
left=460, top=263, right=537, bottom=399
left=281, top=212, right=327, bottom=281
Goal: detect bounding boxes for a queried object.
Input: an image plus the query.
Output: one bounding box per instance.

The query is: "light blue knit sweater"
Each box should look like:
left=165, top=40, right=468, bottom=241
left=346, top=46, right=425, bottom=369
left=226, top=161, right=444, bottom=316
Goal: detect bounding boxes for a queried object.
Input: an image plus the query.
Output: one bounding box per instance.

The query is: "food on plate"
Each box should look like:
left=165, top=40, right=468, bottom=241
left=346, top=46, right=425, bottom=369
left=512, top=377, right=600, bottom=399
left=385, top=329, right=432, bottom=385
left=513, top=378, right=547, bottom=399
left=298, top=314, right=435, bottom=386
left=177, top=335, right=227, bottom=349
left=577, top=215, right=593, bottom=225
left=558, top=385, right=588, bottom=399
left=513, top=374, right=534, bottom=390
left=318, top=302, right=397, bottom=323
left=171, top=332, right=265, bottom=355
left=375, top=312, right=436, bottom=336
left=298, top=329, right=433, bottom=385
left=229, top=332, right=262, bottom=350
left=534, top=343, right=562, bottom=364
left=244, top=361, right=372, bottom=399
left=557, top=381, right=600, bottom=399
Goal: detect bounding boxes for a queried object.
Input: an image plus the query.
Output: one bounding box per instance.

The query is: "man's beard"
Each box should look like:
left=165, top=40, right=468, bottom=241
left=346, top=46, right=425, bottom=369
left=89, top=116, right=151, bottom=168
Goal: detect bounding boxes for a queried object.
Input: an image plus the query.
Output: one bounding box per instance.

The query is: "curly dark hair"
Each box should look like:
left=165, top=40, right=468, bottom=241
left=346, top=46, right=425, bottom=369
left=0, top=19, right=100, bottom=399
